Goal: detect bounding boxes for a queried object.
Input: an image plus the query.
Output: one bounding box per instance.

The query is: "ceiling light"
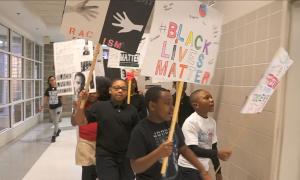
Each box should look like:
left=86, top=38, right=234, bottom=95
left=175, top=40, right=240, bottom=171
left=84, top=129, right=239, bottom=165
left=16, top=12, right=21, bottom=15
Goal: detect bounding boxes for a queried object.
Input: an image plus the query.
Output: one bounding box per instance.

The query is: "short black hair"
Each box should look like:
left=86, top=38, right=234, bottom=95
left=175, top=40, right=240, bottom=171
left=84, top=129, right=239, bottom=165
left=190, top=89, right=206, bottom=105
left=111, top=78, right=127, bottom=87
left=145, top=86, right=170, bottom=110
left=96, top=76, right=111, bottom=101
left=47, top=75, right=55, bottom=87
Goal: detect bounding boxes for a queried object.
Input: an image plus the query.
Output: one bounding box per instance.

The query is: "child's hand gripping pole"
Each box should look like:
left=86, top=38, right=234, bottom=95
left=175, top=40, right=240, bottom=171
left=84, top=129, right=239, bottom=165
left=80, top=43, right=101, bottom=109
left=126, top=71, right=135, bottom=104
left=161, top=81, right=184, bottom=176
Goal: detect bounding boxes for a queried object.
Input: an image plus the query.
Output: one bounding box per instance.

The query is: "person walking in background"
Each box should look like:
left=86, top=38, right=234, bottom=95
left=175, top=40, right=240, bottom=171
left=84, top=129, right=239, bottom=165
left=41, top=75, right=63, bottom=143
left=172, top=82, right=194, bottom=127
left=71, top=76, right=111, bottom=180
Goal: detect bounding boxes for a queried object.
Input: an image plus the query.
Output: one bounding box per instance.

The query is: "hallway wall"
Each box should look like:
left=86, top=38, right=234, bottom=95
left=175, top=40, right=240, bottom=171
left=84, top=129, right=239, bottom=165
left=195, top=1, right=287, bottom=180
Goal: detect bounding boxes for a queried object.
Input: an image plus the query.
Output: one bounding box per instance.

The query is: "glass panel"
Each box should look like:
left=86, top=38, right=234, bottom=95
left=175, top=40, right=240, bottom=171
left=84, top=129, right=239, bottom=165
left=11, top=80, right=23, bottom=101
left=0, top=24, right=9, bottom=51
left=25, top=80, right=33, bottom=99
left=25, top=60, right=33, bottom=79
left=35, top=98, right=41, bottom=114
left=0, top=106, right=10, bottom=131
left=0, top=80, right=9, bottom=105
left=39, top=45, right=43, bottom=61
left=35, top=80, right=40, bottom=96
left=35, top=44, right=39, bottom=61
left=11, top=31, right=23, bottom=56
left=25, top=39, right=34, bottom=59
left=34, top=62, right=41, bottom=79
left=13, top=103, right=22, bottom=123
left=0, top=53, right=9, bottom=78
left=25, top=100, right=32, bottom=118
left=11, top=56, right=23, bottom=78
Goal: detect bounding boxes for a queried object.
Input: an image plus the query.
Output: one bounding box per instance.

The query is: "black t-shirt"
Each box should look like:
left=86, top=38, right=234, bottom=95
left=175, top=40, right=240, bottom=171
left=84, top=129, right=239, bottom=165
left=85, top=100, right=140, bottom=157
left=44, top=87, right=62, bottom=109
left=127, top=119, right=185, bottom=180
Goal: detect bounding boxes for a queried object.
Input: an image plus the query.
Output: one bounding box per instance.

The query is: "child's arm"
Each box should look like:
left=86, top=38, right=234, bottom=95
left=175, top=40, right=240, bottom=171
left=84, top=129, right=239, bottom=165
left=130, top=141, right=173, bottom=173
left=180, top=145, right=212, bottom=180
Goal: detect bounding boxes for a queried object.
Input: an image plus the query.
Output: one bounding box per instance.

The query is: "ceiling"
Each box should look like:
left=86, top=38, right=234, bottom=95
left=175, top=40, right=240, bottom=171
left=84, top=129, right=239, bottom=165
left=0, top=0, right=274, bottom=44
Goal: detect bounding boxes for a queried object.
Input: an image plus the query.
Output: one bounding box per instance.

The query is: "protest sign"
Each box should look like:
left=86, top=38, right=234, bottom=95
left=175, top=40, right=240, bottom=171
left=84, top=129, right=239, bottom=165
left=54, top=39, right=97, bottom=96
left=241, top=48, right=294, bottom=114
left=141, top=1, right=223, bottom=84
left=61, top=0, right=109, bottom=43
left=108, top=34, right=149, bottom=69
left=99, top=0, right=154, bottom=54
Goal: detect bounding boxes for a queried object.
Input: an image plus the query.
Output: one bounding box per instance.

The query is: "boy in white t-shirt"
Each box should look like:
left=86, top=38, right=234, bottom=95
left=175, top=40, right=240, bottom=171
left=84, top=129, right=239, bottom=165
left=178, top=89, right=232, bottom=180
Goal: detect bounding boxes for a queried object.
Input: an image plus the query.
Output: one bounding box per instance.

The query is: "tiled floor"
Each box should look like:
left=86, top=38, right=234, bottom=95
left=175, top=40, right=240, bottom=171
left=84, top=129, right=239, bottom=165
left=0, top=118, right=81, bottom=180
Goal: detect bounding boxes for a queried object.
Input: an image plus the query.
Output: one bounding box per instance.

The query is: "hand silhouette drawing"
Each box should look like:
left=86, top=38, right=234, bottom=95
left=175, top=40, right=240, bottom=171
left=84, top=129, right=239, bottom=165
left=64, top=0, right=99, bottom=21
left=112, top=11, right=143, bottom=33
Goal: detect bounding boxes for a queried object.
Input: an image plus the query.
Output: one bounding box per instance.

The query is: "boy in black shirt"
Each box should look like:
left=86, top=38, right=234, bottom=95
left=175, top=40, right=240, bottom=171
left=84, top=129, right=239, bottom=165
left=127, top=87, right=212, bottom=180
left=74, top=79, right=140, bottom=180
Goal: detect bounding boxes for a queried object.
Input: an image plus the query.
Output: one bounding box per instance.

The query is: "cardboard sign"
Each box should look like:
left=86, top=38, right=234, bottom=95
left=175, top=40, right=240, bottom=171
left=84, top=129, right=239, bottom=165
left=99, top=0, right=154, bottom=54
left=54, top=39, right=97, bottom=96
left=241, top=48, right=294, bottom=114
left=61, top=0, right=109, bottom=43
left=108, top=34, right=149, bottom=69
left=141, top=1, right=223, bottom=84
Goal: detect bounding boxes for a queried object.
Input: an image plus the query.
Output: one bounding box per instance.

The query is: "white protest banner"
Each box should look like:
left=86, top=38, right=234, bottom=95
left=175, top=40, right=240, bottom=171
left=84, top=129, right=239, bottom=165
left=108, top=34, right=149, bottom=69
left=61, top=0, right=109, bottom=43
left=141, top=1, right=223, bottom=84
left=241, top=48, right=294, bottom=114
left=54, top=39, right=96, bottom=96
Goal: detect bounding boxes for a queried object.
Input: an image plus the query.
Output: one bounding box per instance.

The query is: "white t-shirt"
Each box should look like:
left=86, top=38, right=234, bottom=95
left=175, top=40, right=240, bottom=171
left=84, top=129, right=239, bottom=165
left=178, top=112, right=217, bottom=171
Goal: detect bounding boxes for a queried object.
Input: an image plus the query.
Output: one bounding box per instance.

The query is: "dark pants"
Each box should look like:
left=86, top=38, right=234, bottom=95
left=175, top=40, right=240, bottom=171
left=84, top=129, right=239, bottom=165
left=82, top=165, right=97, bottom=180
left=96, top=156, right=134, bottom=180
left=179, top=166, right=203, bottom=180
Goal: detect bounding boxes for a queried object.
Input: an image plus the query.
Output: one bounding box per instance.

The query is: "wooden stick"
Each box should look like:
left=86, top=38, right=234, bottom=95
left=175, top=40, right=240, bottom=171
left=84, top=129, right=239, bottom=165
left=215, top=165, right=221, bottom=175
left=80, top=43, right=101, bottom=109
left=161, top=81, right=184, bottom=176
left=127, top=79, right=132, bottom=104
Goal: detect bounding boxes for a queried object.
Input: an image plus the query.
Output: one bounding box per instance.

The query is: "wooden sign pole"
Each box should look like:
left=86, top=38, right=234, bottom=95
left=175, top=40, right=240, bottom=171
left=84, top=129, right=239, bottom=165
left=161, top=81, right=184, bottom=176
left=127, top=79, right=132, bottom=104
left=80, top=43, right=101, bottom=109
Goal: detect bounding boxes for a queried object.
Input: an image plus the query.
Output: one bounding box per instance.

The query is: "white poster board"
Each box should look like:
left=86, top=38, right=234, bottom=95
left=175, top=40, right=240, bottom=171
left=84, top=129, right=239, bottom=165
left=141, top=1, right=223, bottom=84
left=241, top=48, right=294, bottom=114
left=108, top=34, right=150, bottom=69
left=54, top=39, right=97, bottom=96
left=60, top=0, right=109, bottom=43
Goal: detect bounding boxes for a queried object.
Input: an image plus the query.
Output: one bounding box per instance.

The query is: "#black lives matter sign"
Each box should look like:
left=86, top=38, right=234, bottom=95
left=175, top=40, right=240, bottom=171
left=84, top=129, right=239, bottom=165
left=99, top=0, right=154, bottom=54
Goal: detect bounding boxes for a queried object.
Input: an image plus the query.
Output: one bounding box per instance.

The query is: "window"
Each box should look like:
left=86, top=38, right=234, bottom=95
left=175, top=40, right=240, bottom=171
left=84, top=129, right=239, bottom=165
left=25, top=39, right=34, bottom=59
left=25, top=60, right=33, bottom=79
left=11, top=56, right=23, bottom=78
left=25, top=100, right=32, bottom=118
left=35, top=98, right=41, bottom=114
left=0, top=80, right=9, bottom=105
left=25, top=80, right=33, bottom=99
left=0, top=106, right=10, bottom=131
left=0, top=24, right=9, bottom=51
left=11, top=80, right=23, bottom=101
left=34, top=62, right=41, bottom=79
left=12, top=103, right=23, bottom=124
left=10, top=31, right=22, bottom=56
left=0, top=53, right=9, bottom=78
left=35, top=80, right=41, bottom=96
